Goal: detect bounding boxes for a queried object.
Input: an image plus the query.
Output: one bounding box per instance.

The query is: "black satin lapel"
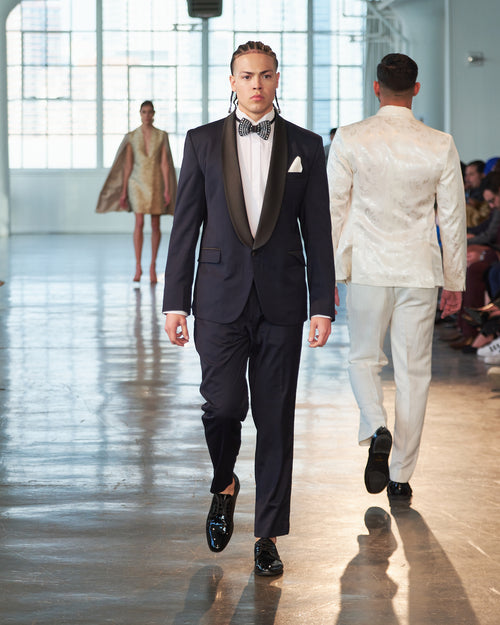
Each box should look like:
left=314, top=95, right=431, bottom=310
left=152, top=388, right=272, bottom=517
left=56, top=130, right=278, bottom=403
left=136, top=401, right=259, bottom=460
left=253, top=114, right=288, bottom=250
left=221, top=114, right=254, bottom=248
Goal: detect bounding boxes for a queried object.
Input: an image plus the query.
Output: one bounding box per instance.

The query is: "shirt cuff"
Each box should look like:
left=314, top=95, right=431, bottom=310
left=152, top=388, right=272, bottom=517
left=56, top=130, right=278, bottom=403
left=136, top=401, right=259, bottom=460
left=163, top=310, right=188, bottom=316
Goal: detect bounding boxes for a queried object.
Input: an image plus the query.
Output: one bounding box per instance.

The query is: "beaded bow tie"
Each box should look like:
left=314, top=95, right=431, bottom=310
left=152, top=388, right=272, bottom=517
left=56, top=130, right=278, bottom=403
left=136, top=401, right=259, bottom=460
left=237, top=117, right=272, bottom=140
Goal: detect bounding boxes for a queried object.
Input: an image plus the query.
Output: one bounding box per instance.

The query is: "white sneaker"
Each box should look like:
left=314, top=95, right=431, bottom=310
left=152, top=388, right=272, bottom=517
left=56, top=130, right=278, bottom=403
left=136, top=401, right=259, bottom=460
left=477, top=335, right=500, bottom=357
left=484, top=353, right=500, bottom=365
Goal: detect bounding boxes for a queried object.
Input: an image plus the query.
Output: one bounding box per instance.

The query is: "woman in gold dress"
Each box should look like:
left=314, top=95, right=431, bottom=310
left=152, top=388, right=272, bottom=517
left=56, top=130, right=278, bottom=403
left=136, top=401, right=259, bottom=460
left=96, top=100, right=177, bottom=283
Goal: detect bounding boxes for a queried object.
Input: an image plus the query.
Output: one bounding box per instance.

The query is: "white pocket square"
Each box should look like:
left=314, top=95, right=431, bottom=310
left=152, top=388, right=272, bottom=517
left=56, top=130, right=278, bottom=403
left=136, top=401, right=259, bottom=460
left=288, top=156, right=303, bottom=173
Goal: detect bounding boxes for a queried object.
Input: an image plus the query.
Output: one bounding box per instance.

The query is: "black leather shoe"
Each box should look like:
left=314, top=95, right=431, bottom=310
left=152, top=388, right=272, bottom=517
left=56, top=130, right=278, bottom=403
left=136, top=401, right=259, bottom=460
left=364, top=426, right=392, bottom=494
left=206, top=474, right=239, bottom=553
left=387, top=480, right=412, bottom=504
left=254, top=538, right=283, bottom=577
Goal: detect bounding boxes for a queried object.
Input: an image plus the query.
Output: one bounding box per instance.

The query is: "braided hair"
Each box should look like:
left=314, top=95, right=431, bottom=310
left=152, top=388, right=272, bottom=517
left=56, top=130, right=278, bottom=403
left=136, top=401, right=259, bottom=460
left=230, top=41, right=278, bottom=74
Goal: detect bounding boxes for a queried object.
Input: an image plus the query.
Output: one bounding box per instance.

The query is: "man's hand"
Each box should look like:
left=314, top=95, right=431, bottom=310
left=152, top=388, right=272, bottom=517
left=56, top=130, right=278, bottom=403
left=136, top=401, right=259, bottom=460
left=439, top=290, right=462, bottom=319
left=308, top=317, right=332, bottom=348
left=165, top=313, right=189, bottom=346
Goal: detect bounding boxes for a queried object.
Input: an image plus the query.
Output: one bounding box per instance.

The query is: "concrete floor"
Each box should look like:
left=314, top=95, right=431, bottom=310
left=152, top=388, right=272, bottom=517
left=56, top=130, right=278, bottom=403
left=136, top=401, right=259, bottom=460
left=0, top=232, right=499, bottom=625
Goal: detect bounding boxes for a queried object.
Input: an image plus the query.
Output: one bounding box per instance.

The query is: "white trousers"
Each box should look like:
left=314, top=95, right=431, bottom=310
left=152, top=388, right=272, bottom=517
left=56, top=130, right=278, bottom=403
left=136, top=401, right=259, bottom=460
left=346, top=283, right=439, bottom=483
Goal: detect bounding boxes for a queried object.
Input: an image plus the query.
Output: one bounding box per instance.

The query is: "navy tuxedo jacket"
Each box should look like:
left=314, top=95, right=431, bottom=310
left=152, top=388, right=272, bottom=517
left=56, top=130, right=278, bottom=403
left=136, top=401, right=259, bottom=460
left=162, top=112, right=336, bottom=326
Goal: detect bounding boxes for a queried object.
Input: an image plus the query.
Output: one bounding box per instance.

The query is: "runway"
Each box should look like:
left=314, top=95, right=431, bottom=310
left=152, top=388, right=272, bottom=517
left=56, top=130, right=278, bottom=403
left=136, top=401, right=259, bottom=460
left=0, top=232, right=498, bottom=624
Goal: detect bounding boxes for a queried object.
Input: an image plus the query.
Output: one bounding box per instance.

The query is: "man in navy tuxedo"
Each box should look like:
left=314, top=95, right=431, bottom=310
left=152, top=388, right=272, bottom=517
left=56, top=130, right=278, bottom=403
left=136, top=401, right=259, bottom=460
left=163, top=41, right=336, bottom=576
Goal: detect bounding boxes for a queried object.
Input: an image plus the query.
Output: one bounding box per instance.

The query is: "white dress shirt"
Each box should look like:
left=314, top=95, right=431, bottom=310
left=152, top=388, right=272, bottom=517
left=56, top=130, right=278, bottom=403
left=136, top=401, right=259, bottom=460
left=235, top=106, right=275, bottom=236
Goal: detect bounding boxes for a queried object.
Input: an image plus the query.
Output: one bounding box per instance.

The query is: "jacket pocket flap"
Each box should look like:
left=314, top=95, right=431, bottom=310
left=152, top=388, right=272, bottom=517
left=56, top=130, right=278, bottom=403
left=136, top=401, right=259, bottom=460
left=198, top=247, right=221, bottom=263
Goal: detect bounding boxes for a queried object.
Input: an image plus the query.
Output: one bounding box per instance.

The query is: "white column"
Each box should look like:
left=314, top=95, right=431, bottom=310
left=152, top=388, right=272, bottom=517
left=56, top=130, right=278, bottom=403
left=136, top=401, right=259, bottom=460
left=0, top=0, right=21, bottom=236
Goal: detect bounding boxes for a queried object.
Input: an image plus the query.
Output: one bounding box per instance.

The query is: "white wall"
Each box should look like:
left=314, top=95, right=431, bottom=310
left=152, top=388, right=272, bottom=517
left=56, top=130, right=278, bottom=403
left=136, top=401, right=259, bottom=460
left=9, top=170, right=171, bottom=234
left=447, top=0, right=500, bottom=161
left=392, top=0, right=500, bottom=163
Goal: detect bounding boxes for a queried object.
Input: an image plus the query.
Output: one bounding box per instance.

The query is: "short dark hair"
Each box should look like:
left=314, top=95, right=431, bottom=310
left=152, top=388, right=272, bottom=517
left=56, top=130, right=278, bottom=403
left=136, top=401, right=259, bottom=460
left=230, top=41, right=278, bottom=74
left=482, top=171, right=500, bottom=195
left=377, top=53, right=418, bottom=92
left=140, top=100, right=154, bottom=111
left=466, top=160, right=485, bottom=174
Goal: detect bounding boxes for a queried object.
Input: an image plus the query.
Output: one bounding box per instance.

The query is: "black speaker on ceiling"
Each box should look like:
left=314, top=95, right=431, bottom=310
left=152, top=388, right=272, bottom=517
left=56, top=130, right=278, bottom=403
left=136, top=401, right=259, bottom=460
left=187, top=0, right=223, bottom=18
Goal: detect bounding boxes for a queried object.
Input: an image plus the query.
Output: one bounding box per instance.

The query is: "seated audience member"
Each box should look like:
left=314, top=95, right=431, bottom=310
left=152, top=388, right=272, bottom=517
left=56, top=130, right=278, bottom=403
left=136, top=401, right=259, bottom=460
left=467, top=171, right=500, bottom=257
left=465, top=160, right=486, bottom=202
left=471, top=263, right=500, bottom=357
left=450, top=172, right=500, bottom=351
left=465, top=160, right=489, bottom=227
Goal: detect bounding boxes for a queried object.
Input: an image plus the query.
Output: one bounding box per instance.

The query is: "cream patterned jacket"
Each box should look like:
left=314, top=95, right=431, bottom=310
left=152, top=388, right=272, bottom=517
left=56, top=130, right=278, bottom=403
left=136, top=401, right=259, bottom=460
left=327, top=105, right=466, bottom=291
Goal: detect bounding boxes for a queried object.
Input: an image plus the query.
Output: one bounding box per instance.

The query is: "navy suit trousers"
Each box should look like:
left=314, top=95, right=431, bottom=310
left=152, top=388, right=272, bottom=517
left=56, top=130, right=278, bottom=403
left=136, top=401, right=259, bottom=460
left=194, top=285, right=303, bottom=538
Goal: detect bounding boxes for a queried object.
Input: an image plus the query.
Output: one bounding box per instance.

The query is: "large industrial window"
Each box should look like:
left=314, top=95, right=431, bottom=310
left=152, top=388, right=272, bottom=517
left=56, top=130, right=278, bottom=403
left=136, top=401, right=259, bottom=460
left=7, top=0, right=97, bottom=168
left=7, top=0, right=366, bottom=169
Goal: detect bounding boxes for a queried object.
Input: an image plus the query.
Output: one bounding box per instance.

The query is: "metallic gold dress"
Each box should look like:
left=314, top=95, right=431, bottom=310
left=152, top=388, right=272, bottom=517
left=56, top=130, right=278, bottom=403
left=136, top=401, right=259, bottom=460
left=96, top=126, right=177, bottom=216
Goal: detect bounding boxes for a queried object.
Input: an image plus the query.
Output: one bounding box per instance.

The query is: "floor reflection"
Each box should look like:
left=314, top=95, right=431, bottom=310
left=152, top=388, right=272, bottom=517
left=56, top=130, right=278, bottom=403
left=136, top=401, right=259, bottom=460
left=392, top=506, right=479, bottom=625
left=336, top=507, right=399, bottom=625
left=172, top=565, right=224, bottom=625
left=171, top=566, right=281, bottom=625
left=336, top=506, right=479, bottom=625
left=229, top=575, right=282, bottom=625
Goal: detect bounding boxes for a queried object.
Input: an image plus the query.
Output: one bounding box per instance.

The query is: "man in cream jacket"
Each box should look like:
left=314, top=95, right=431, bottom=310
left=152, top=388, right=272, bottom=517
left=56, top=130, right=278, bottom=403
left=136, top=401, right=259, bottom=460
left=327, top=53, right=466, bottom=504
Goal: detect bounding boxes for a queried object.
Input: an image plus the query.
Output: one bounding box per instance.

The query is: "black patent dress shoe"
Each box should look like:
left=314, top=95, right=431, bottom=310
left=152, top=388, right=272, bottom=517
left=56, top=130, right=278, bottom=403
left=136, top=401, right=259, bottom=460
left=364, top=426, right=392, bottom=494
left=387, top=480, right=412, bottom=504
left=254, top=538, right=283, bottom=577
left=206, top=474, right=240, bottom=553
